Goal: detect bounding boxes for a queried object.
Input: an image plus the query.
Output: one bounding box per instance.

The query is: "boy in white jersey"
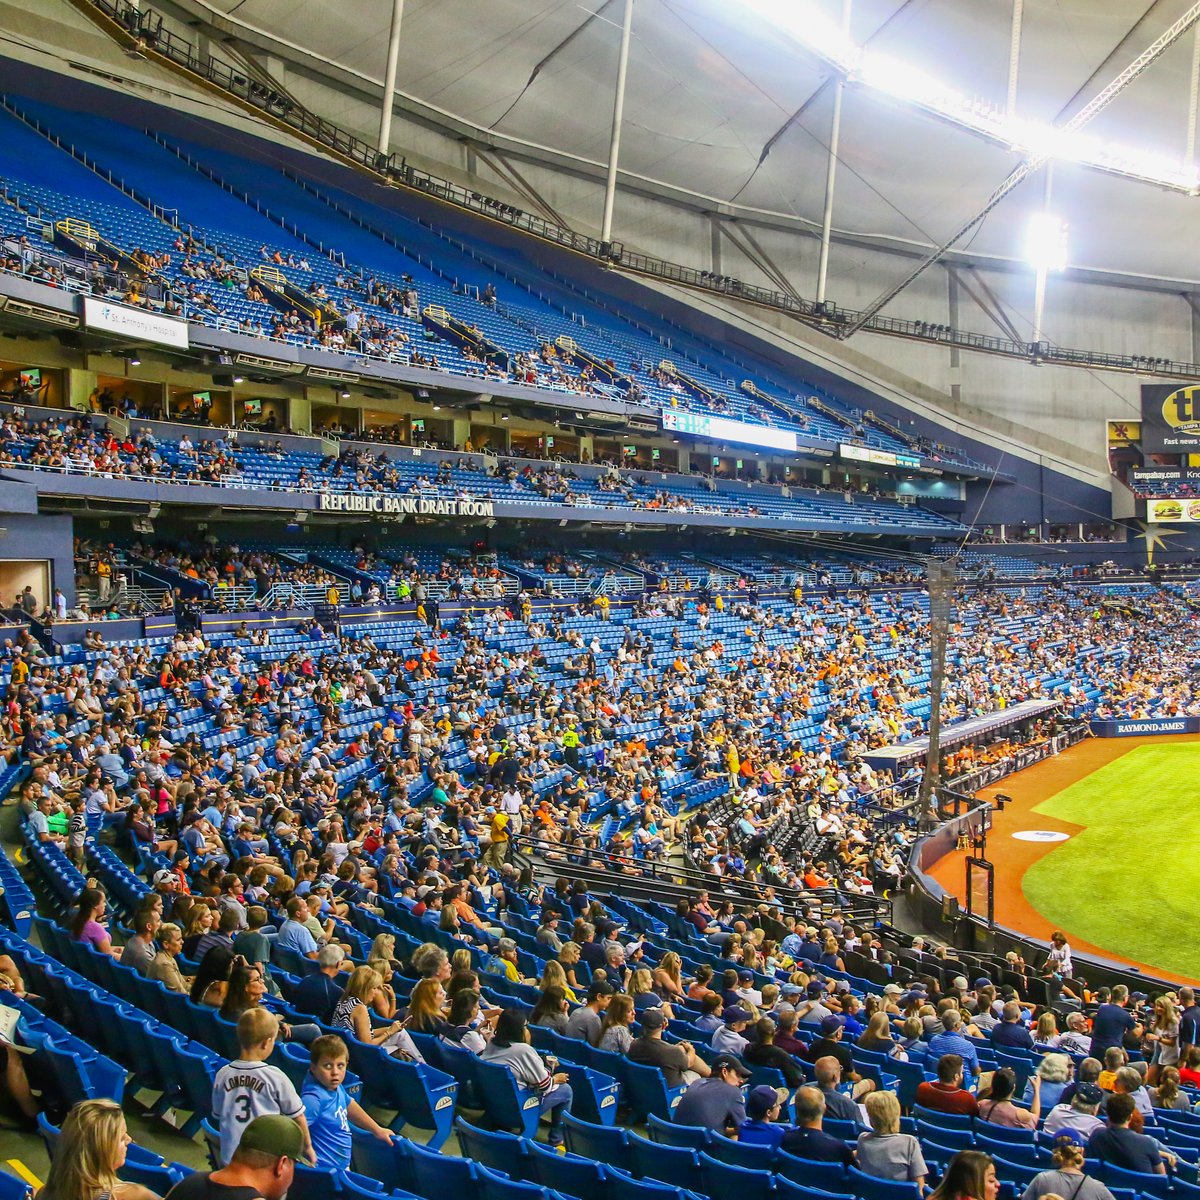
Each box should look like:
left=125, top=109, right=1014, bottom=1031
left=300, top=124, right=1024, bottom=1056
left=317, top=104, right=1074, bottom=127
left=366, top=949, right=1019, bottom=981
left=211, top=1007, right=315, bottom=1166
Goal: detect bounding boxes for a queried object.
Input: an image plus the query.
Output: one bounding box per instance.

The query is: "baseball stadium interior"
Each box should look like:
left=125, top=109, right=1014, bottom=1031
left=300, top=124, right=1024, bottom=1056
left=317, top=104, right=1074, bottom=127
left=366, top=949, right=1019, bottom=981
left=2, top=3, right=1200, bottom=1200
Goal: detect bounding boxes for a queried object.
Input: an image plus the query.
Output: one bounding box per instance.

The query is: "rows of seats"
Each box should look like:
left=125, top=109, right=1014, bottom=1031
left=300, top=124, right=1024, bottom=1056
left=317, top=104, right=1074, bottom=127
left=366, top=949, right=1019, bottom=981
left=0, top=94, right=983, bottom=472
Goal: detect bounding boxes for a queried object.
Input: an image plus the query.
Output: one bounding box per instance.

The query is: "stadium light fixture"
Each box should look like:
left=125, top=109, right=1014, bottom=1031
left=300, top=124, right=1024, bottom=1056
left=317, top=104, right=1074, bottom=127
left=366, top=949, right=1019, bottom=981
left=1024, top=212, right=1068, bottom=272
left=738, top=0, right=1200, bottom=192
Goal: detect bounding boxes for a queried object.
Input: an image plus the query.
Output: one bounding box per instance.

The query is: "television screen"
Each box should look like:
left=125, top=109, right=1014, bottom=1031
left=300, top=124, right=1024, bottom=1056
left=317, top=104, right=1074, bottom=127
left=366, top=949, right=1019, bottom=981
left=18, top=367, right=40, bottom=389
left=623, top=445, right=637, bottom=456
left=412, top=419, right=425, bottom=432
left=243, top=398, right=263, bottom=416
left=192, top=390, right=212, bottom=408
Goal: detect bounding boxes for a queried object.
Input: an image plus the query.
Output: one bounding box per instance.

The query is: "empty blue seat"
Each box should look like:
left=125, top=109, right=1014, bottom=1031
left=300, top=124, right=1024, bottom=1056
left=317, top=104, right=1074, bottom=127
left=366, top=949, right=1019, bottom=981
left=708, top=1132, right=776, bottom=1169
left=563, top=1113, right=632, bottom=1171
left=0, top=1170, right=31, bottom=1200
left=700, top=1152, right=773, bottom=1200
left=848, top=1167, right=922, bottom=1200
left=628, top=1132, right=704, bottom=1193
left=1094, top=1161, right=1171, bottom=1198
left=349, top=1128, right=412, bottom=1194
left=776, top=1152, right=852, bottom=1193
left=406, top=1139, right=477, bottom=1199
left=526, top=1139, right=609, bottom=1200
left=646, top=1113, right=710, bottom=1150
left=475, top=1165, right=553, bottom=1200
left=603, top=1166, right=703, bottom=1200
left=454, top=1119, right=528, bottom=1177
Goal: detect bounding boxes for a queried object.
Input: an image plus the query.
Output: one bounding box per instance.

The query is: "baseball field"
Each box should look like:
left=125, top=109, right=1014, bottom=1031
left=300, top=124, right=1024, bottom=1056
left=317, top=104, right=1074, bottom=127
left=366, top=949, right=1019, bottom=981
left=929, top=735, right=1200, bottom=984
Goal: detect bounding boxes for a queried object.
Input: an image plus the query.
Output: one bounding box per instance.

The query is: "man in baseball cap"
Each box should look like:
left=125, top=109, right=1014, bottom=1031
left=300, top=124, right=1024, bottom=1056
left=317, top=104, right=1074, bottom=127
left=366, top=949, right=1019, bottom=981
left=673, top=1054, right=751, bottom=1134
left=166, top=1115, right=303, bottom=1200
left=712, top=1006, right=752, bottom=1056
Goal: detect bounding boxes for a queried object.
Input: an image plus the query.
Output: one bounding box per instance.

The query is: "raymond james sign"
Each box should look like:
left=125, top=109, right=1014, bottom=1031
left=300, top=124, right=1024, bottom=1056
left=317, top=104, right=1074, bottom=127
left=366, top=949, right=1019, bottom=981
left=1090, top=716, right=1200, bottom=737
left=318, top=493, right=495, bottom=518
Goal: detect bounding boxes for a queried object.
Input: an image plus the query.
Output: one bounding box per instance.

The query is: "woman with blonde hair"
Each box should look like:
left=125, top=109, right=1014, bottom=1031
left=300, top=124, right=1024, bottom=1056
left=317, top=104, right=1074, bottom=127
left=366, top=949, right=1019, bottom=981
left=599, top=994, right=636, bottom=1054
left=557, top=942, right=582, bottom=993
left=858, top=1011, right=908, bottom=1060
left=629, top=967, right=673, bottom=1019
left=540, top=959, right=577, bottom=1003
left=332, top=966, right=423, bottom=1060
left=367, top=958, right=398, bottom=1017
left=36, top=1098, right=157, bottom=1200
left=1034, top=1011, right=1060, bottom=1048
left=1151, top=1065, right=1190, bottom=1111
left=1146, top=996, right=1180, bottom=1085
left=651, top=952, right=686, bottom=1002
left=406, top=977, right=450, bottom=1036
left=857, top=1090, right=927, bottom=1192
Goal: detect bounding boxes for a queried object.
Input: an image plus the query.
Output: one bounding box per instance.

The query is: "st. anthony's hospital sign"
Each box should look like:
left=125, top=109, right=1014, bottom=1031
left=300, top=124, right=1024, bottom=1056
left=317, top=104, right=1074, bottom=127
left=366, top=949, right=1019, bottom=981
left=318, top=493, right=495, bottom=518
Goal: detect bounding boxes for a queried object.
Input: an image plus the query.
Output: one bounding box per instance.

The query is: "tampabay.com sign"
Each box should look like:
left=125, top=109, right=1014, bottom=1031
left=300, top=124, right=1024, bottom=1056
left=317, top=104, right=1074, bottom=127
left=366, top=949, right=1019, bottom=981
left=318, top=493, right=495, bottom=518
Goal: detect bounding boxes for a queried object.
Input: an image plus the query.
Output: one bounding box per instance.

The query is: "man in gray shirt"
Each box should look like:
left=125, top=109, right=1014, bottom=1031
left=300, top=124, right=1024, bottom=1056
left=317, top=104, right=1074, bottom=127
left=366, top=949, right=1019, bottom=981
left=120, top=908, right=161, bottom=975
left=564, top=981, right=613, bottom=1045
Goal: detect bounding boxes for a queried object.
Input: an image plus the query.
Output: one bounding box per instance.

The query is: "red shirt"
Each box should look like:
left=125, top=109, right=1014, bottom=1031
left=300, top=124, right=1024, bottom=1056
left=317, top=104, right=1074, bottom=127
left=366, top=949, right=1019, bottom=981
left=916, top=1081, right=980, bottom=1116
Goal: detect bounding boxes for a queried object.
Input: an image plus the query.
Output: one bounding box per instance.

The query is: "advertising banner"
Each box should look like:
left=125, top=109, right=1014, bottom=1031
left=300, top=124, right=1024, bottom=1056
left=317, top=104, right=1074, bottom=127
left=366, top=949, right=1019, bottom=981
left=1090, top=716, right=1200, bottom=737
left=1141, top=384, right=1200, bottom=451
left=82, top=298, right=189, bottom=349
left=1146, top=497, right=1200, bottom=523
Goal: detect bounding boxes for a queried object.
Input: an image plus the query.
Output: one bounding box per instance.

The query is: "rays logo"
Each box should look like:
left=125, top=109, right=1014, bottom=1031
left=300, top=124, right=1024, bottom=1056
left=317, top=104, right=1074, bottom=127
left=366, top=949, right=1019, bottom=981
left=1161, top=384, right=1200, bottom=432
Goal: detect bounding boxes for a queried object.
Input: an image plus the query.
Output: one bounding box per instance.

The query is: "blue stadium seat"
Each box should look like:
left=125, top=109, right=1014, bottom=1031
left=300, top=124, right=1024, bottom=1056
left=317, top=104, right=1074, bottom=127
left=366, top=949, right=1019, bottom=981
left=454, top=1119, right=529, bottom=1176
left=1093, top=1162, right=1172, bottom=1198
left=472, top=1058, right=545, bottom=1139
left=349, top=1128, right=412, bottom=1194
left=646, top=1113, right=710, bottom=1150
left=627, top=1132, right=705, bottom=1193
left=848, top=1167, right=922, bottom=1200
left=708, top=1132, right=776, bottom=1169
left=526, top=1138, right=610, bottom=1200
left=603, top=1166, right=704, bottom=1200
left=0, top=1170, right=31, bottom=1200
left=563, top=1113, right=633, bottom=1171
left=405, top=1139, right=477, bottom=1199
left=775, top=1152, right=853, bottom=1193
left=700, top=1152, right=774, bottom=1200
left=475, top=1165, right=554, bottom=1200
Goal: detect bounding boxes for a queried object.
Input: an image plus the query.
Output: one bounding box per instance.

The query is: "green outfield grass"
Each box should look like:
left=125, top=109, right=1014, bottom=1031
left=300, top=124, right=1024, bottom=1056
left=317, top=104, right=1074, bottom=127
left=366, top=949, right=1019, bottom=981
left=1022, top=743, right=1200, bottom=980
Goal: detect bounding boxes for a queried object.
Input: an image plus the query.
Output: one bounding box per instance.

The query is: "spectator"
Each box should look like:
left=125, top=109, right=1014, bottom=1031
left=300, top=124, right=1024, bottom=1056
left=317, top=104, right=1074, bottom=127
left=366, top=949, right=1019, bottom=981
left=1022, top=1132, right=1116, bottom=1200
left=598, top=993, right=636, bottom=1054
left=165, top=1115, right=305, bottom=1200
left=711, top=1005, right=752, bottom=1056
left=780, top=1086, right=855, bottom=1166
left=1086, top=1093, right=1164, bottom=1174
left=480, top=1009, right=572, bottom=1146
left=1023, top=1053, right=1072, bottom=1110
left=856, top=1090, right=927, bottom=1193
left=925, top=1009, right=979, bottom=1081
left=627, top=1007, right=709, bottom=1087
left=744, top=1017, right=806, bottom=1090
left=290, top=945, right=348, bottom=1022
left=564, top=980, right=613, bottom=1046
left=211, top=1008, right=315, bottom=1166
left=931, top=1150, right=999, bottom=1200
left=737, top=1085, right=788, bottom=1151
left=1090, top=986, right=1142, bottom=1058
left=673, top=1053, right=751, bottom=1134
left=814, top=1055, right=870, bottom=1126
left=147, top=922, right=191, bottom=994
left=916, top=1054, right=979, bottom=1117
left=37, top=1099, right=157, bottom=1200
left=991, top=1001, right=1034, bottom=1050
left=978, top=1066, right=1040, bottom=1129
left=1044, top=1082, right=1107, bottom=1139
left=301, top=1034, right=394, bottom=1169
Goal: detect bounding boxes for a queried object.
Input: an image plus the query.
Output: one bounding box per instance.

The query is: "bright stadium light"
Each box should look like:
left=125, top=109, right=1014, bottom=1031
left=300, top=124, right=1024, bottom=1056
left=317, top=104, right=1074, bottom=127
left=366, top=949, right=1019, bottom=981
left=1024, top=212, right=1069, bottom=272
left=737, top=0, right=1200, bottom=193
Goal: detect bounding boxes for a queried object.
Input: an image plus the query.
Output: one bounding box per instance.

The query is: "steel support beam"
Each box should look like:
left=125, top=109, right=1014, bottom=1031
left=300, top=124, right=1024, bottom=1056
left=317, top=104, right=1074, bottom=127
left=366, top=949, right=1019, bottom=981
left=841, top=1, right=1200, bottom=339
left=601, top=0, right=634, bottom=246
left=377, top=0, right=405, bottom=156
left=817, top=0, right=851, bottom=306
left=1007, top=0, right=1023, bottom=116
left=1188, top=23, right=1200, bottom=163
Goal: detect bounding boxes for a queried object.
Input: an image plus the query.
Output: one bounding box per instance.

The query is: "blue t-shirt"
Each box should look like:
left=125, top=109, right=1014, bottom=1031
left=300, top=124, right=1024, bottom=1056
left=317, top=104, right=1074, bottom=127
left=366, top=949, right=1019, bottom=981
left=738, top=1119, right=785, bottom=1150
left=277, top=920, right=318, bottom=957
left=302, top=1079, right=352, bottom=1169
left=1090, top=1004, right=1136, bottom=1055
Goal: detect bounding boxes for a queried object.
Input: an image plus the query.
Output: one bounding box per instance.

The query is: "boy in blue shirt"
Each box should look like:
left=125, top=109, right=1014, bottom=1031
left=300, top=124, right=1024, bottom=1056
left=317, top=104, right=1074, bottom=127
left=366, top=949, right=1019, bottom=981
left=301, top=1035, right=396, bottom=1169
left=737, top=1084, right=788, bottom=1150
